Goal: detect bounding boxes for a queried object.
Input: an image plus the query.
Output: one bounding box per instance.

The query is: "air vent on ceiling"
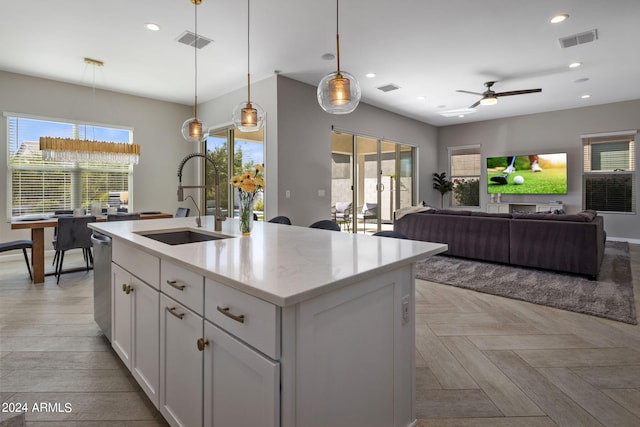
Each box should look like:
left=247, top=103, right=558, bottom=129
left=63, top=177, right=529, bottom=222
left=377, top=84, right=401, bottom=93
left=177, top=31, right=213, bottom=49
left=559, top=29, right=598, bottom=49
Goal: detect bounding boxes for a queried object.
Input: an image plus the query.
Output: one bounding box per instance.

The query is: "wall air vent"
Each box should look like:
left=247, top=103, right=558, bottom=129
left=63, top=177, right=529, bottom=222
left=177, top=31, right=213, bottom=49
left=377, top=84, right=401, bottom=93
left=559, top=29, right=598, bottom=49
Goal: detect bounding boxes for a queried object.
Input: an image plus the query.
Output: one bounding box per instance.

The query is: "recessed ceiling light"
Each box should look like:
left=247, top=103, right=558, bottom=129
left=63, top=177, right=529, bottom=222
left=581, top=94, right=591, bottom=99
left=458, top=115, right=465, bottom=118
left=365, top=73, right=376, bottom=78
left=417, top=96, right=425, bottom=101
left=321, top=53, right=335, bottom=61
left=574, top=77, right=590, bottom=83
left=569, top=62, right=582, bottom=68
left=550, top=14, right=569, bottom=24
left=145, top=23, right=160, bottom=31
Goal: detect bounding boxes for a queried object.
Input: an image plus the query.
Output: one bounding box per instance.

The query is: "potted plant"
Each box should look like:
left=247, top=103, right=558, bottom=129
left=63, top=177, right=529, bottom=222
left=433, top=172, right=453, bottom=208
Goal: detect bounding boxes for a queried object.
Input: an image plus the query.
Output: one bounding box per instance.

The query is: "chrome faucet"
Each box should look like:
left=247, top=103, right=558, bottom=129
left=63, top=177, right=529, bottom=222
left=177, top=153, right=226, bottom=231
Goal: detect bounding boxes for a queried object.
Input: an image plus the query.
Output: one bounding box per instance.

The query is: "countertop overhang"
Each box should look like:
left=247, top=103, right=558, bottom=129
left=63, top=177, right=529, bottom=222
left=90, top=216, right=447, bottom=307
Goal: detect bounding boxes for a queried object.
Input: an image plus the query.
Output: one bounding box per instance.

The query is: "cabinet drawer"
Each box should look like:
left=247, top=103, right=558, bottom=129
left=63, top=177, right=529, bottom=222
left=113, top=240, right=159, bottom=289
left=161, top=260, right=204, bottom=315
left=205, top=279, right=280, bottom=359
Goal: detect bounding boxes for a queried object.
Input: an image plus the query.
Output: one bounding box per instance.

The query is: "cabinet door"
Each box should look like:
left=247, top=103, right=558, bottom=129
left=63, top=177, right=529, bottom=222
left=131, top=276, right=160, bottom=408
left=203, top=321, right=279, bottom=427
left=160, top=294, right=203, bottom=427
left=111, top=263, right=132, bottom=368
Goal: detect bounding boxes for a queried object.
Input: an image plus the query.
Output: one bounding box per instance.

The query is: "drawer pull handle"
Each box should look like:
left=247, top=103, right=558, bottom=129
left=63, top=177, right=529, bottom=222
left=166, top=280, right=186, bottom=291
left=217, top=306, right=245, bottom=324
left=197, top=338, right=209, bottom=351
left=166, top=306, right=185, bottom=320
left=122, top=284, right=134, bottom=294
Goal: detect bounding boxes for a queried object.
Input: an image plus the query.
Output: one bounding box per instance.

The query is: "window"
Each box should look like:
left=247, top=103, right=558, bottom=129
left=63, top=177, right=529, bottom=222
left=6, top=114, right=133, bottom=217
left=449, top=145, right=481, bottom=207
left=582, top=131, right=636, bottom=213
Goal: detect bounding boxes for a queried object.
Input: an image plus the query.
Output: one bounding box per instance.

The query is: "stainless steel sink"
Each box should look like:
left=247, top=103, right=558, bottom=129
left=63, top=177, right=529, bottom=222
left=137, top=229, right=232, bottom=245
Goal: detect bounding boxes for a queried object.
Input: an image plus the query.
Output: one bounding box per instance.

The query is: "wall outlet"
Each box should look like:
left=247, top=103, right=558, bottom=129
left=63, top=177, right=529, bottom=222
left=401, top=295, right=410, bottom=324
left=318, top=189, right=325, bottom=197
left=285, top=190, right=291, bottom=199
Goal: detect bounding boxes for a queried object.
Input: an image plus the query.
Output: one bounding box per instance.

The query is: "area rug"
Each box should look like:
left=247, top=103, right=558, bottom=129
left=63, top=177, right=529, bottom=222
left=415, top=241, right=637, bottom=324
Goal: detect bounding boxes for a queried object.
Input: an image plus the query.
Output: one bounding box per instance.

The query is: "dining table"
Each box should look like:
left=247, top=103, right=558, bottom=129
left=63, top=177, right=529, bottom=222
left=10, top=212, right=173, bottom=284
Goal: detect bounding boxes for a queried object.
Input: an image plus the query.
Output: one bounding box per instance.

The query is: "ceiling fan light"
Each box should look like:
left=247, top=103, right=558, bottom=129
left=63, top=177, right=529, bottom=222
left=232, top=100, right=266, bottom=132
left=480, top=96, right=498, bottom=106
left=181, top=117, right=208, bottom=143
left=318, top=70, right=361, bottom=114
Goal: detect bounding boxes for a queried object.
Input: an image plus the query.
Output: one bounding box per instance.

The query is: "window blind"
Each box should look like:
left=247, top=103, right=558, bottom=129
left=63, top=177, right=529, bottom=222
left=6, top=115, right=133, bottom=217
left=582, top=131, right=636, bottom=213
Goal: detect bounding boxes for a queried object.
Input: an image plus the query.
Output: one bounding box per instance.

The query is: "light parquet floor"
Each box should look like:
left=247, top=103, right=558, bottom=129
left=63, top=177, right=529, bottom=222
left=1, top=246, right=639, bottom=426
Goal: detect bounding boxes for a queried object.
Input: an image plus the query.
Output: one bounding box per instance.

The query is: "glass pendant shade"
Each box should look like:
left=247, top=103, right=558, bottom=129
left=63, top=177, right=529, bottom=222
left=232, top=101, right=265, bottom=132
left=181, top=117, right=208, bottom=143
left=317, top=70, right=361, bottom=114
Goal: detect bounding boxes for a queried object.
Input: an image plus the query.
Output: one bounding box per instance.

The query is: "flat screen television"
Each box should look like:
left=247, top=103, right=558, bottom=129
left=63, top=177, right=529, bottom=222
left=486, top=152, right=567, bottom=194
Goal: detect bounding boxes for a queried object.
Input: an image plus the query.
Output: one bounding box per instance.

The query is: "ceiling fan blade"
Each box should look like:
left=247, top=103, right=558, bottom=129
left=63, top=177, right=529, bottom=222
left=469, top=100, right=481, bottom=109
left=495, top=88, right=542, bottom=97
left=457, top=90, right=483, bottom=96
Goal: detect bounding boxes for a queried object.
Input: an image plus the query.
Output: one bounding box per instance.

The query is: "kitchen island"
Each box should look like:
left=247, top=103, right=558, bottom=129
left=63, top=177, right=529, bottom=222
left=89, top=216, right=446, bottom=427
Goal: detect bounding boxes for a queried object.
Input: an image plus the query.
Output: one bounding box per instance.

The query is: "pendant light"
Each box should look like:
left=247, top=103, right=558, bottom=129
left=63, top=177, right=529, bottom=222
left=232, top=0, right=265, bottom=132
left=181, top=0, right=208, bottom=143
left=317, top=0, right=361, bottom=114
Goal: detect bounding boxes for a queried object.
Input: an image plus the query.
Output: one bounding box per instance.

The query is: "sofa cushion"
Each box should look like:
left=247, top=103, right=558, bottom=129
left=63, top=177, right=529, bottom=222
left=512, top=211, right=596, bottom=222
left=433, top=209, right=472, bottom=216
left=470, top=211, right=513, bottom=218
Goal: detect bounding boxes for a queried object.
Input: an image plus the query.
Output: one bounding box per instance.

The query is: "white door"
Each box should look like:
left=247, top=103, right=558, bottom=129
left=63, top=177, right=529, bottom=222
left=111, top=263, right=132, bottom=368
left=159, top=294, right=204, bottom=427
left=131, top=276, right=160, bottom=408
left=203, top=321, right=279, bottom=427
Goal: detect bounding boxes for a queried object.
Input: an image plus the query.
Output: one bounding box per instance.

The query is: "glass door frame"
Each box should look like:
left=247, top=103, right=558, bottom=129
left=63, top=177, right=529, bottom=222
left=332, top=129, right=417, bottom=234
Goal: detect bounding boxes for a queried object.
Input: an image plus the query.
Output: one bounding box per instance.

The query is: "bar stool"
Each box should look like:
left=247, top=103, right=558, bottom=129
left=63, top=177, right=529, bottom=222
left=0, top=240, right=33, bottom=281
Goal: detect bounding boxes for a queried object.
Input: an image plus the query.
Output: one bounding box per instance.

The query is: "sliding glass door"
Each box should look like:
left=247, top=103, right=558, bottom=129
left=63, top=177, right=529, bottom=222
left=332, top=131, right=416, bottom=233
left=204, top=127, right=264, bottom=219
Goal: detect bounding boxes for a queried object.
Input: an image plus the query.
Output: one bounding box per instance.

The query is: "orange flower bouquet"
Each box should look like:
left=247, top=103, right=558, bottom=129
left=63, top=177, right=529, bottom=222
left=230, top=164, right=264, bottom=235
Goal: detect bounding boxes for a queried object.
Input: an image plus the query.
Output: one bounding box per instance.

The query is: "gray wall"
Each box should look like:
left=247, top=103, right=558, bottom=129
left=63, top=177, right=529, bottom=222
left=275, top=76, right=438, bottom=227
left=438, top=99, right=640, bottom=240
left=0, top=70, right=192, bottom=247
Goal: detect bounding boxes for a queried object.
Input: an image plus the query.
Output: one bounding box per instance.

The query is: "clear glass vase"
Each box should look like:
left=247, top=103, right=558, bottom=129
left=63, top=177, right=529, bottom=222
left=239, top=193, right=255, bottom=236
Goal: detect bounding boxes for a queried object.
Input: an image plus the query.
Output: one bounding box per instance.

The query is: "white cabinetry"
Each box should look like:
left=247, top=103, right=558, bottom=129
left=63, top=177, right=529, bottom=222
left=203, top=320, right=280, bottom=427
left=107, top=235, right=421, bottom=427
left=487, top=202, right=564, bottom=213
left=159, top=294, right=204, bottom=427
left=111, top=262, right=160, bottom=408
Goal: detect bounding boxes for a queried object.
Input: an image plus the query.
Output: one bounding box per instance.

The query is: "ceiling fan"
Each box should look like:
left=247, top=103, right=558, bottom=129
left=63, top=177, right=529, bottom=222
left=457, top=81, right=542, bottom=109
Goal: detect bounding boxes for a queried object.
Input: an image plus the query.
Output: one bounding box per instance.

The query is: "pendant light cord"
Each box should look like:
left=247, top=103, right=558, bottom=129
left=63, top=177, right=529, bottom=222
left=335, top=0, right=341, bottom=73
left=247, top=0, right=251, bottom=103
left=193, top=0, right=199, bottom=119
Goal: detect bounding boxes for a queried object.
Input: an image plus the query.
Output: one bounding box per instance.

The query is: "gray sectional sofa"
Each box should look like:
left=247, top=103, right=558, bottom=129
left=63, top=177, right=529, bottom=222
left=394, top=209, right=605, bottom=279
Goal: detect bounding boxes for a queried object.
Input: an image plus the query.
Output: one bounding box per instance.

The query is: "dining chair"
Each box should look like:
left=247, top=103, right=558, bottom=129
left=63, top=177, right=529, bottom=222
left=175, top=207, right=190, bottom=217
left=0, top=240, right=33, bottom=281
left=53, top=216, right=96, bottom=284
left=107, top=213, right=140, bottom=221
left=372, top=231, right=409, bottom=239
left=309, top=219, right=341, bottom=231
left=268, top=216, right=292, bottom=225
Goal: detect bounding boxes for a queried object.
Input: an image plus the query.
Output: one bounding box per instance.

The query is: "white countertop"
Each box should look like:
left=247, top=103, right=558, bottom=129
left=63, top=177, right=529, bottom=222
left=90, top=216, right=447, bottom=307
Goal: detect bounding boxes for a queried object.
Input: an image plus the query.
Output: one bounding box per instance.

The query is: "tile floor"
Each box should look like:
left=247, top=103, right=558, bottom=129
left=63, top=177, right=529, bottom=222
left=1, top=245, right=639, bottom=426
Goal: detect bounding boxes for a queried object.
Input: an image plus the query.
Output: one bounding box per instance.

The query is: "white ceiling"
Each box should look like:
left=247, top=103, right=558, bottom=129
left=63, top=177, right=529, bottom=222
left=1, top=0, right=639, bottom=127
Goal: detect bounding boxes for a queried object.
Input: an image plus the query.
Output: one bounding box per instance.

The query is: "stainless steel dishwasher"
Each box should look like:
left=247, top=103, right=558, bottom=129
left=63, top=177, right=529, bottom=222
left=91, top=232, right=112, bottom=342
